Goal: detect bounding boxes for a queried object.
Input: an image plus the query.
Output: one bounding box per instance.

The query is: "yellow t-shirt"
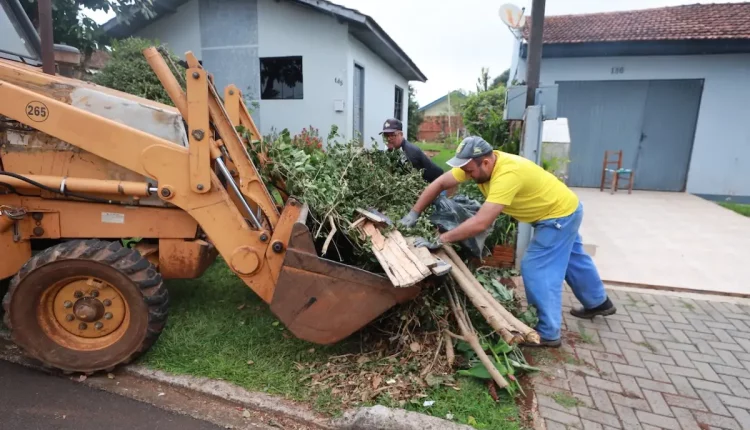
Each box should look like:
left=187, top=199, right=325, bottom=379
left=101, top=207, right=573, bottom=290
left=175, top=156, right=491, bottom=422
left=451, top=151, right=579, bottom=223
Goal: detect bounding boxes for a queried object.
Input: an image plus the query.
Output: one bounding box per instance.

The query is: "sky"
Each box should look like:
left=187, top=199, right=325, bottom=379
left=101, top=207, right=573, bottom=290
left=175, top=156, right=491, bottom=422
left=87, top=0, right=747, bottom=105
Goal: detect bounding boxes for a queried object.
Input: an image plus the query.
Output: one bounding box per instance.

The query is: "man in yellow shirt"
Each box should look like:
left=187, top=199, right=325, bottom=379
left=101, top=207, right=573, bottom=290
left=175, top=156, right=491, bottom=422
left=400, top=136, right=616, bottom=347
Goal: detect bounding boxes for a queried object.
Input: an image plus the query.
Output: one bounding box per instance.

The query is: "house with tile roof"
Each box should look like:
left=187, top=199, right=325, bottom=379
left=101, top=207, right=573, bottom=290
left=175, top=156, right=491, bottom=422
left=104, top=0, right=426, bottom=146
left=510, top=2, right=750, bottom=202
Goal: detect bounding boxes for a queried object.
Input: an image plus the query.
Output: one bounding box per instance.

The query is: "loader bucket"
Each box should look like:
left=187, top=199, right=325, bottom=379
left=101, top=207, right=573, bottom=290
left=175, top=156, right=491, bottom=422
left=269, top=210, right=422, bottom=344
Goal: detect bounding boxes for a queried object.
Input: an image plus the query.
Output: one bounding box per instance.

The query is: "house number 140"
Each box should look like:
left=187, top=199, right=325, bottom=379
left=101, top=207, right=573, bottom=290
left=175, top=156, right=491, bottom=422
left=611, top=67, right=625, bottom=74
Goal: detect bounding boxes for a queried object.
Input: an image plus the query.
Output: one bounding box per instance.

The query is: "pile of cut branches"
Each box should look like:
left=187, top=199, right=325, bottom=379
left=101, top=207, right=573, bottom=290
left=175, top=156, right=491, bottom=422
left=243, top=125, right=437, bottom=268
left=241, top=125, right=540, bottom=400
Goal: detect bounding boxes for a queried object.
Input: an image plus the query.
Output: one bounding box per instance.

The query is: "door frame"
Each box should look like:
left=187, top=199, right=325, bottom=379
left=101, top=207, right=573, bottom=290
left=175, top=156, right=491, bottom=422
left=353, top=62, right=365, bottom=142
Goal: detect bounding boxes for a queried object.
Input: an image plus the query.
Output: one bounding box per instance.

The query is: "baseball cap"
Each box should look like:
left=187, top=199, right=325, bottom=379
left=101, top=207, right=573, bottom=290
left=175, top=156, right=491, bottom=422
left=446, top=136, right=494, bottom=168
left=380, top=118, right=403, bottom=134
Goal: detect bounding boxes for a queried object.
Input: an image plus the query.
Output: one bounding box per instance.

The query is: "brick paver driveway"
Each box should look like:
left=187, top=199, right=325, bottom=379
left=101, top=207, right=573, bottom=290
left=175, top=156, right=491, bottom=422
left=529, top=286, right=750, bottom=430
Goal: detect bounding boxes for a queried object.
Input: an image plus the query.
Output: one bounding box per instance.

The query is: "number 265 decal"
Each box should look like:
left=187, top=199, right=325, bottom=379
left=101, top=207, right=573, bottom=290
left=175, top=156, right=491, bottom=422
left=26, top=101, right=49, bottom=122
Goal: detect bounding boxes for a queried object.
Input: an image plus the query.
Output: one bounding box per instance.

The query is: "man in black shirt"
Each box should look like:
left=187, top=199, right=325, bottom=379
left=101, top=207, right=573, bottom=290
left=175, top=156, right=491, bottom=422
left=380, top=118, right=444, bottom=183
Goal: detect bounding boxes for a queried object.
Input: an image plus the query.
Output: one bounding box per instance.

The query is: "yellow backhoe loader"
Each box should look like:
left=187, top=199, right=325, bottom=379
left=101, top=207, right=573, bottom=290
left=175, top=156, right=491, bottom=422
left=0, top=0, right=421, bottom=373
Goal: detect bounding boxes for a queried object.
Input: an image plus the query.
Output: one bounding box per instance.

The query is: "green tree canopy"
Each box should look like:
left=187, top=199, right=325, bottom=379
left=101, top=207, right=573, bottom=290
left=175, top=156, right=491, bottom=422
left=92, top=37, right=183, bottom=105
left=21, top=0, right=155, bottom=57
left=461, top=87, right=516, bottom=153
left=407, top=84, right=424, bottom=141
left=491, top=69, right=510, bottom=89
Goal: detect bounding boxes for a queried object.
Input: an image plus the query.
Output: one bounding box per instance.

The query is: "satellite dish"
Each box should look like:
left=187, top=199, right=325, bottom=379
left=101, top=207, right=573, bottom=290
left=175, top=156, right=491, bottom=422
left=499, top=3, right=526, bottom=29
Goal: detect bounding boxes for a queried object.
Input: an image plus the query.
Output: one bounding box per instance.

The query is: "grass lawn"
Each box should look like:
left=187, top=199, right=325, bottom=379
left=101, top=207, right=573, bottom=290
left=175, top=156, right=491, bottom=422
left=719, top=202, right=750, bottom=217
left=415, top=141, right=457, bottom=172
left=139, top=261, right=523, bottom=429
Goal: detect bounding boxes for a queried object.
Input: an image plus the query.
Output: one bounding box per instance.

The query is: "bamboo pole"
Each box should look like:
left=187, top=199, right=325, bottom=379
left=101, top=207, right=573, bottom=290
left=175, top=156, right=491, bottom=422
left=445, top=283, right=508, bottom=389
left=444, top=330, right=455, bottom=368
left=442, top=246, right=540, bottom=344
left=436, top=250, right=516, bottom=344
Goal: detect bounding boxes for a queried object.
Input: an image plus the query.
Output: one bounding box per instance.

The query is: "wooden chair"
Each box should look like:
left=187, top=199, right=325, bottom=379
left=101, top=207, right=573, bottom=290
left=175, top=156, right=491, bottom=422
left=600, top=150, right=634, bottom=194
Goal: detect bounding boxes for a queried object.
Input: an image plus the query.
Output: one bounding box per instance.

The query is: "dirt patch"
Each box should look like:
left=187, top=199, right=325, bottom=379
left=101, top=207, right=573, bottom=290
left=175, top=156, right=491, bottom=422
left=515, top=373, right=540, bottom=430
left=423, top=150, right=440, bottom=158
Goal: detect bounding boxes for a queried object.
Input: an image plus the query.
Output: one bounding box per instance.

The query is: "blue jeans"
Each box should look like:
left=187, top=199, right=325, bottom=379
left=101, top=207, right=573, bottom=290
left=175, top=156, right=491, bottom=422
left=521, top=203, right=607, bottom=341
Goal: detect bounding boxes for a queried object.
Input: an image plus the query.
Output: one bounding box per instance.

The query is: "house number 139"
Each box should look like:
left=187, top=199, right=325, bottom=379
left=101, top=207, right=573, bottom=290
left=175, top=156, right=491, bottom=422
left=611, top=67, right=625, bottom=74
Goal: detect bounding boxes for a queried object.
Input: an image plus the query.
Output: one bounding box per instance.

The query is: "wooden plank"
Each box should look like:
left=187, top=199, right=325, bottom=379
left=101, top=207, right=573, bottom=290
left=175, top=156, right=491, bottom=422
left=390, top=232, right=431, bottom=278
left=357, top=221, right=433, bottom=288
left=380, top=239, right=419, bottom=286
left=360, top=222, right=409, bottom=286
left=361, top=222, right=386, bottom=250
left=405, top=237, right=439, bottom=268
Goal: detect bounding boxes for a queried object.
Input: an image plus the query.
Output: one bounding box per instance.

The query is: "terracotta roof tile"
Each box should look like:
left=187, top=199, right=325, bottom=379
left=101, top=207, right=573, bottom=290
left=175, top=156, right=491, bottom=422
left=523, top=3, right=750, bottom=44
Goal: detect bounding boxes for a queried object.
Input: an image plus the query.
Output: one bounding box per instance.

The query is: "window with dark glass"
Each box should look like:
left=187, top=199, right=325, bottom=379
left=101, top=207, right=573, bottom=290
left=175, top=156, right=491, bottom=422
left=394, top=86, right=404, bottom=120
left=259, top=56, right=303, bottom=100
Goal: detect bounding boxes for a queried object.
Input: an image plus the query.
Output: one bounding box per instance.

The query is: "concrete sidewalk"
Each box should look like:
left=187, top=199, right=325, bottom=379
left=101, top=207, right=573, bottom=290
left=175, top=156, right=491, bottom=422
left=574, top=188, right=750, bottom=297
left=531, top=285, right=750, bottom=430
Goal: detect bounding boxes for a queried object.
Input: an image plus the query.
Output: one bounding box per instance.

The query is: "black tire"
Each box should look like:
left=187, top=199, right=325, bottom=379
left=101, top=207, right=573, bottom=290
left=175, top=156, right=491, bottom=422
left=2, top=239, right=168, bottom=373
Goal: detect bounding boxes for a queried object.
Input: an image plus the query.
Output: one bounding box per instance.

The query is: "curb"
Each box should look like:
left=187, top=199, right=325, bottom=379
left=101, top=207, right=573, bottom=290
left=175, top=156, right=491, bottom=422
left=123, top=365, right=332, bottom=429
left=125, top=366, right=474, bottom=430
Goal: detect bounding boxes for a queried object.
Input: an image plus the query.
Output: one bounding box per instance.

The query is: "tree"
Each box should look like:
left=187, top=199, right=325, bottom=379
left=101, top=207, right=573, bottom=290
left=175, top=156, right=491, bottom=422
left=20, top=0, right=155, bottom=57
left=476, top=67, right=491, bottom=92
left=92, top=37, right=183, bottom=105
left=491, top=68, right=510, bottom=89
left=407, top=84, right=424, bottom=142
left=461, top=87, right=517, bottom=153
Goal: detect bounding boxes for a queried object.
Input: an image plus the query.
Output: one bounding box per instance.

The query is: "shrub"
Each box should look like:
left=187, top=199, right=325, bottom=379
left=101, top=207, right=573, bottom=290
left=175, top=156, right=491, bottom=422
left=93, top=37, right=184, bottom=105
left=461, top=88, right=514, bottom=153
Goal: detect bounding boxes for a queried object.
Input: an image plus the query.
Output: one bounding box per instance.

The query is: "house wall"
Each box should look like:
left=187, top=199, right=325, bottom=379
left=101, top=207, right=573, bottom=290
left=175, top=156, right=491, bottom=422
left=257, top=0, right=349, bottom=138
left=134, top=0, right=261, bottom=123
left=135, top=0, right=202, bottom=60
left=422, top=99, right=453, bottom=117
left=133, top=0, right=416, bottom=146
left=347, top=35, right=409, bottom=148
left=514, top=53, right=750, bottom=198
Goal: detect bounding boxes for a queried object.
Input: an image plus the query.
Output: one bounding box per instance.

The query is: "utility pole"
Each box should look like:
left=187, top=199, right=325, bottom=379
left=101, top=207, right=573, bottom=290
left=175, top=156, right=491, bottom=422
left=525, top=0, right=546, bottom=107
left=38, top=0, right=55, bottom=75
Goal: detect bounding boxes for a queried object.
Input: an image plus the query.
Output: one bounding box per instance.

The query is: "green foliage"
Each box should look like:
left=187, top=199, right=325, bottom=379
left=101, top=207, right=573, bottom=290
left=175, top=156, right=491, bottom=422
left=455, top=338, right=538, bottom=396
left=461, top=87, right=514, bottom=152
left=247, top=126, right=437, bottom=269
left=719, top=202, right=750, bottom=217
left=476, top=67, right=491, bottom=92
left=407, top=84, right=423, bottom=142
left=20, top=0, right=155, bottom=57
left=92, top=38, right=183, bottom=105
left=491, top=69, right=510, bottom=89
left=474, top=267, right=538, bottom=329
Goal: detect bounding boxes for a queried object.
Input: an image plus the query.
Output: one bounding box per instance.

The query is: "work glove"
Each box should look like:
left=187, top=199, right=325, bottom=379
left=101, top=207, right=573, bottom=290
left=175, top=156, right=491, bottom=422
left=413, top=236, right=443, bottom=250
left=398, top=210, right=420, bottom=228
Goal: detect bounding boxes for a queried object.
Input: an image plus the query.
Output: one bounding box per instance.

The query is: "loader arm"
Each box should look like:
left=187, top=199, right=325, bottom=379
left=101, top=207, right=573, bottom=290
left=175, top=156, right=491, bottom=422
left=143, top=48, right=279, bottom=227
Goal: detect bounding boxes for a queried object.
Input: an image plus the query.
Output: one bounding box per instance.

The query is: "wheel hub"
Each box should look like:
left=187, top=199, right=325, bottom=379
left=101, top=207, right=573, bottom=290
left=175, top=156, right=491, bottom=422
left=51, top=277, right=127, bottom=339
left=74, top=298, right=105, bottom=322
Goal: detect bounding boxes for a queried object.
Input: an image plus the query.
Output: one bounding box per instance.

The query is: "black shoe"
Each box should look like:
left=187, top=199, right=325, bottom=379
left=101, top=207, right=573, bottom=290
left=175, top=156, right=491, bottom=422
left=520, top=338, right=562, bottom=348
left=571, top=297, right=617, bottom=319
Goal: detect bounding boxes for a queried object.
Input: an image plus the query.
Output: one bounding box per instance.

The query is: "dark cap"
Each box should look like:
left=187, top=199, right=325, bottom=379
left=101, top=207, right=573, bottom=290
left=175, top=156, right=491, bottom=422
left=446, top=136, right=493, bottom=168
left=380, top=118, right=403, bottom=134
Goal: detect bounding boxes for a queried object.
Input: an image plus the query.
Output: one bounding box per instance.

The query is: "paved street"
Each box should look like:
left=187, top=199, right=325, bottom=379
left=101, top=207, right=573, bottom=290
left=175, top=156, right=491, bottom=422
left=529, top=286, right=750, bottom=430
left=0, top=360, right=221, bottom=430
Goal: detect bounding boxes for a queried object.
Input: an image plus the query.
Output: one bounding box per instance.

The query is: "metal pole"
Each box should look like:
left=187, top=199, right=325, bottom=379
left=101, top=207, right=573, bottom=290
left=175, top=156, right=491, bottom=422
left=215, top=157, right=263, bottom=229
left=525, top=0, right=546, bottom=107
left=38, top=0, right=55, bottom=75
